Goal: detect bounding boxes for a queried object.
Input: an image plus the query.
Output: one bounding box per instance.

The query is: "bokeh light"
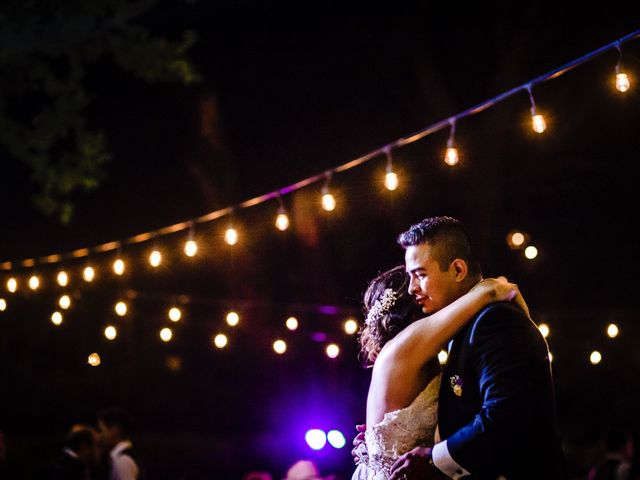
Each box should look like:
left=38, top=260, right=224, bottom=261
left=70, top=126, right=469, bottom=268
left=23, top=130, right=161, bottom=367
left=305, top=429, right=327, bottom=450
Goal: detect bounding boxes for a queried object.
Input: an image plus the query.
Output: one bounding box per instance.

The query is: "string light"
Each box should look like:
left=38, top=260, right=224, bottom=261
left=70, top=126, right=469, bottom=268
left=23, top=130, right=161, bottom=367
left=113, top=258, right=125, bottom=276
left=168, top=307, right=182, bottom=322
left=275, top=195, right=290, bottom=231
left=224, top=226, right=239, bottom=246
left=115, top=301, right=127, bottom=316
left=321, top=172, right=336, bottom=212
left=607, top=323, right=619, bottom=338
left=213, top=333, right=228, bottom=348
left=590, top=350, right=602, bottom=365
left=58, top=295, right=71, bottom=310
left=83, top=266, right=95, bottom=282
left=51, top=311, right=63, bottom=326
left=7, top=277, right=17, bottom=293
left=615, top=42, right=631, bottom=93
left=0, top=298, right=6, bottom=311
left=56, top=271, right=69, bottom=287
left=286, top=316, right=299, bottom=330
left=184, top=224, right=198, bottom=257
left=538, top=323, right=550, bottom=338
left=548, top=352, right=553, bottom=363
left=438, top=350, right=448, bottom=365
left=28, top=275, right=40, bottom=290
left=524, top=245, right=538, bottom=260
left=506, top=230, right=527, bottom=249
left=526, top=85, right=547, bottom=133
left=226, top=311, right=239, bottom=327
left=344, top=319, right=358, bottom=335
left=444, top=118, right=459, bottom=166
left=326, top=343, right=340, bottom=359
left=87, top=353, right=101, bottom=366
left=273, top=339, right=287, bottom=354
left=149, top=249, right=162, bottom=267
left=383, top=148, right=399, bottom=190
left=160, top=327, right=173, bottom=342
left=104, top=325, right=117, bottom=340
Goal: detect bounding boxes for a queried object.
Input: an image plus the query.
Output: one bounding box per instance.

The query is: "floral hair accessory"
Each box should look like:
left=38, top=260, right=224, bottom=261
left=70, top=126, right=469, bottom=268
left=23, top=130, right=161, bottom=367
left=365, top=288, right=398, bottom=326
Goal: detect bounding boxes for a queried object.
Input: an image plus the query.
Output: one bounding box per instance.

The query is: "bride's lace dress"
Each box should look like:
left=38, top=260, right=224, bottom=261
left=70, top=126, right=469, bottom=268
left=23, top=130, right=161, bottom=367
left=351, top=374, right=441, bottom=480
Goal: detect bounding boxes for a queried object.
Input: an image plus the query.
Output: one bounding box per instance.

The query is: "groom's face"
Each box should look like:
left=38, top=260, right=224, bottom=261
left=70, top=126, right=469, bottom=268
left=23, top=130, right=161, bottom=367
left=405, top=242, right=461, bottom=315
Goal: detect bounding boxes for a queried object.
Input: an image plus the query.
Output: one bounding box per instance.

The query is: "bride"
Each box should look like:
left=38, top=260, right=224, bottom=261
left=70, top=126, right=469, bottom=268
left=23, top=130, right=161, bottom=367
left=351, top=266, right=528, bottom=480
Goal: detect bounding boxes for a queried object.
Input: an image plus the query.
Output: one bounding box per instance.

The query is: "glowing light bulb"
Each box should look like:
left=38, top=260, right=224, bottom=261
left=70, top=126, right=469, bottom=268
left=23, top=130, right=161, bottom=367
left=28, top=275, right=40, bottom=290
left=168, top=307, right=182, bottom=322
left=225, top=228, right=238, bottom=245
left=88, top=353, right=101, bottom=366
left=51, top=311, right=63, bottom=326
left=273, top=339, right=287, bottom=354
left=322, top=193, right=336, bottom=211
left=59, top=294, right=71, bottom=310
left=226, top=311, right=239, bottom=326
left=590, top=351, right=602, bottom=365
left=344, top=319, right=358, bottom=335
left=275, top=212, right=290, bottom=231
left=149, top=250, right=162, bottom=267
left=0, top=298, right=6, bottom=311
left=326, top=343, right=340, bottom=359
left=538, top=323, right=550, bottom=338
left=114, top=301, right=127, bottom=316
left=160, top=327, right=173, bottom=342
left=532, top=114, right=546, bottom=133
left=56, top=271, right=69, bottom=287
left=384, top=171, right=398, bottom=190
left=104, top=325, right=117, bottom=340
left=438, top=350, right=448, bottom=365
left=286, top=316, right=298, bottom=330
left=184, top=240, right=198, bottom=257
left=507, top=231, right=526, bottom=249
left=113, top=258, right=125, bottom=276
left=83, top=266, right=95, bottom=282
left=607, top=323, right=619, bottom=338
left=7, top=277, right=17, bottom=293
left=445, top=147, right=459, bottom=166
left=213, top=333, right=228, bottom=348
left=524, top=245, right=538, bottom=260
left=616, top=72, right=630, bottom=92
left=548, top=352, right=553, bottom=363
left=305, top=429, right=327, bottom=450
left=327, top=430, right=346, bottom=449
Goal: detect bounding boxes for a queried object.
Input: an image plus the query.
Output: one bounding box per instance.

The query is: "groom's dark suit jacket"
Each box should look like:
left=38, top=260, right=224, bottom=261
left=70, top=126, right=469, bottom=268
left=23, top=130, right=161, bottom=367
left=438, top=302, right=567, bottom=479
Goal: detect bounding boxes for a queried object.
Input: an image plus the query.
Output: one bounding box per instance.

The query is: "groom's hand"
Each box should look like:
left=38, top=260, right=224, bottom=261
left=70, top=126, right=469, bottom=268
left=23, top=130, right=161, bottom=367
left=389, top=446, right=443, bottom=480
left=351, top=424, right=367, bottom=465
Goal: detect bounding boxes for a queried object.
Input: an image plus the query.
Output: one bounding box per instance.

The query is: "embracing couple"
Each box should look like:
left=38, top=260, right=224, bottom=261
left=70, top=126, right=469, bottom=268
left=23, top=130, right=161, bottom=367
left=351, top=216, right=566, bottom=480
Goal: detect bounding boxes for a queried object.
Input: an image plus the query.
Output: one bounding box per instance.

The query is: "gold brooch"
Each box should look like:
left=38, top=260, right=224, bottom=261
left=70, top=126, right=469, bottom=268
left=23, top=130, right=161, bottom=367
left=450, top=375, right=463, bottom=396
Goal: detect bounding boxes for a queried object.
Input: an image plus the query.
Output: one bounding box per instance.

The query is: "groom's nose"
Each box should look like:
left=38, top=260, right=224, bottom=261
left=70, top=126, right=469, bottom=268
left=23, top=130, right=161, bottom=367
left=408, top=275, right=419, bottom=295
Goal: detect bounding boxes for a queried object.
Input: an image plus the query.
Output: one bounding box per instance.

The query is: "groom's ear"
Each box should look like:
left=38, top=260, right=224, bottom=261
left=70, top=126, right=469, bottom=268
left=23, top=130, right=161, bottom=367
left=451, top=259, right=468, bottom=282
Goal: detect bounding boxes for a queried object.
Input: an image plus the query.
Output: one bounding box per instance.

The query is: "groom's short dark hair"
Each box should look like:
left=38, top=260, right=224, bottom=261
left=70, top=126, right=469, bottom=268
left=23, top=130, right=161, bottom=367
left=397, top=216, right=481, bottom=277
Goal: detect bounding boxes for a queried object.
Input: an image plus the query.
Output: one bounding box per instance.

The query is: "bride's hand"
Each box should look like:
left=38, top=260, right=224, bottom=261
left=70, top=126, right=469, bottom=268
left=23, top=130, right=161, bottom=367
left=473, top=277, right=531, bottom=318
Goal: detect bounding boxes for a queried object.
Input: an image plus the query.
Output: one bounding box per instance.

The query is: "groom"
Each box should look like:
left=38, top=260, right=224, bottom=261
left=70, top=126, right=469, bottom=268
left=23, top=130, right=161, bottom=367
left=389, top=216, right=566, bottom=479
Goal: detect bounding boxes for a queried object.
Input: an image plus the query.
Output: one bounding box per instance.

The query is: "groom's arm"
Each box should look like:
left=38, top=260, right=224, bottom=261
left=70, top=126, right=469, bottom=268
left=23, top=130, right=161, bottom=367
left=434, top=302, right=549, bottom=477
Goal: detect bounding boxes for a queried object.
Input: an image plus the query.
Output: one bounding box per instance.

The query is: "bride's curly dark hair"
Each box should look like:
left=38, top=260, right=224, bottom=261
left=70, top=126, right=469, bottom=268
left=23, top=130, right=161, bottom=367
left=358, top=265, right=422, bottom=367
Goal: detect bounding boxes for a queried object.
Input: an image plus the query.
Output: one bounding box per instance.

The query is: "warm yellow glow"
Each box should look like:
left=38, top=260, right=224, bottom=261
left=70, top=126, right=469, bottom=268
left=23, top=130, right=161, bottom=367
left=83, top=266, right=95, bottom=282
left=149, top=250, right=162, bottom=267
left=57, top=271, right=69, bottom=287
left=7, top=277, right=17, bottom=293
left=616, top=72, right=630, bottom=92
left=51, top=311, right=63, bottom=326
left=184, top=240, right=198, bottom=257
left=225, top=228, right=239, bottom=245
left=326, top=343, right=340, bottom=359
left=286, top=316, right=299, bottom=330
left=168, top=307, right=182, bottom=322
left=510, top=232, right=525, bottom=248
left=384, top=172, right=398, bottom=191
left=438, top=350, right=449, bottom=365
left=213, top=333, right=228, bottom=348
left=113, top=258, right=125, bottom=276
left=344, top=319, right=358, bottom=335
left=532, top=114, right=546, bottom=133
left=445, top=147, right=459, bottom=166
left=275, top=213, right=290, bottom=231
left=607, top=323, right=619, bottom=338
left=59, top=295, right=71, bottom=310
left=226, top=311, right=239, bottom=327
left=88, top=353, right=101, bottom=366
left=115, top=301, right=127, bottom=316
left=0, top=298, right=6, bottom=312
left=28, top=275, right=40, bottom=290
left=273, top=339, right=287, bottom=354
left=538, top=323, right=550, bottom=338
left=166, top=356, right=182, bottom=372
left=590, top=351, right=602, bottom=365
left=548, top=352, right=553, bottom=363
left=524, top=245, right=538, bottom=259
left=104, top=325, right=117, bottom=340
left=322, top=193, right=336, bottom=211
left=160, top=327, right=173, bottom=342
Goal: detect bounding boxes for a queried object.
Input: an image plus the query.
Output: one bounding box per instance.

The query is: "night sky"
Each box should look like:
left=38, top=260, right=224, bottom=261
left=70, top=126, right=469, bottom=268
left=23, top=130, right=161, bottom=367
left=1, top=3, right=640, bottom=479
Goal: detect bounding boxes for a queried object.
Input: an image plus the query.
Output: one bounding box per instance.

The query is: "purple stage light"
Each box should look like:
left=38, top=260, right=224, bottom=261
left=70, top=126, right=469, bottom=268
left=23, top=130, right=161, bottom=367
left=305, top=429, right=327, bottom=450
left=327, top=430, right=346, bottom=448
